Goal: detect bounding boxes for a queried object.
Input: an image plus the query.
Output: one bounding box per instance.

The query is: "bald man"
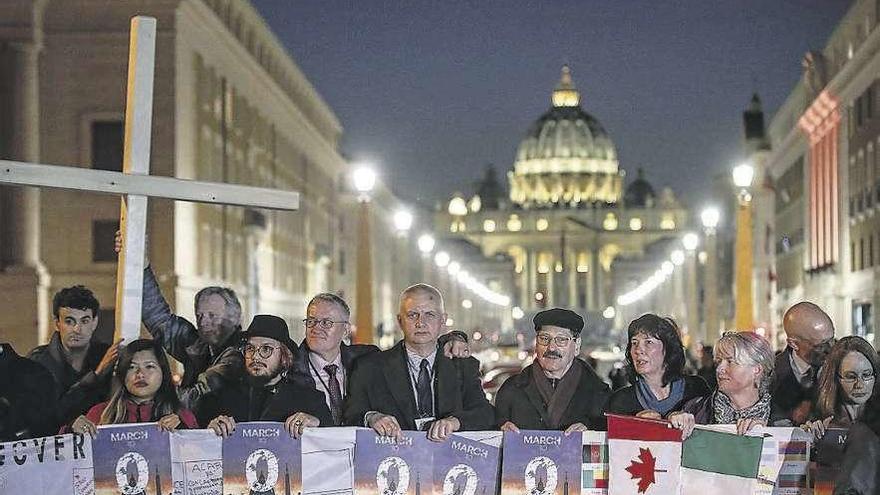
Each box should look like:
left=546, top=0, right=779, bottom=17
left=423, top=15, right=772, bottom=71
left=770, top=302, right=836, bottom=425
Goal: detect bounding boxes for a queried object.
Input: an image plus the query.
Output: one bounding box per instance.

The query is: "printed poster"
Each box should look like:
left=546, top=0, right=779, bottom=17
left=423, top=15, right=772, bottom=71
left=222, top=422, right=301, bottom=495
left=354, top=429, right=433, bottom=495
left=432, top=432, right=500, bottom=495
left=92, top=424, right=173, bottom=495
left=581, top=431, right=607, bottom=495
left=171, top=429, right=222, bottom=495
left=301, top=427, right=358, bottom=494
left=810, top=428, right=847, bottom=495
left=0, top=433, right=94, bottom=494
left=500, top=430, right=581, bottom=495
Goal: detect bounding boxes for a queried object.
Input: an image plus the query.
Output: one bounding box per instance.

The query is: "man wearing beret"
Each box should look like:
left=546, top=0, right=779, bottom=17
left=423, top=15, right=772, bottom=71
left=198, top=314, right=332, bottom=438
left=495, top=308, right=610, bottom=433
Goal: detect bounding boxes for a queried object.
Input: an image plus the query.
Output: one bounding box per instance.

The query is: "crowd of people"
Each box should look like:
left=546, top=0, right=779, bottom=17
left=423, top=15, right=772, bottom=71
left=1, top=272, right=878, bottom=494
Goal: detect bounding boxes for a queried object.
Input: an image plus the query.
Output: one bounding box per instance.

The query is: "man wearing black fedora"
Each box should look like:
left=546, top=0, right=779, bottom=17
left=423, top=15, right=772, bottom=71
left=198, top=314, right=332, bottom=438
left=495, top=308, right=610, bottom=432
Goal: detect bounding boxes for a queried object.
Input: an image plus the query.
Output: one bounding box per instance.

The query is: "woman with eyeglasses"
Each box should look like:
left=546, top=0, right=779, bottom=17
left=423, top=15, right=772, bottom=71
left=605, top=314, right=709, bottom=420
left=69, top=339, right=197, bottom=437
left=801, top=336, right=878, bottom=439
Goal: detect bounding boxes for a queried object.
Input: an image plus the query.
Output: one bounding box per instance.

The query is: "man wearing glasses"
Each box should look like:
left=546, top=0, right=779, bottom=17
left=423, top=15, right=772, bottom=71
left=199, top=314, right=331, bottom=438
left=495, top=308, right=610, bottom=433
left=343, top=284, right=493, bottom=441
left=290, top=293, right=471, bottom=426
left=771, top=301, right=837, bottom=425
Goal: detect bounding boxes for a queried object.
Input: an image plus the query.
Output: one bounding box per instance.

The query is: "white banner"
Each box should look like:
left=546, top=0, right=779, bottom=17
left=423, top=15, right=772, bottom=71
left=0, top=434, right=94, bottom=494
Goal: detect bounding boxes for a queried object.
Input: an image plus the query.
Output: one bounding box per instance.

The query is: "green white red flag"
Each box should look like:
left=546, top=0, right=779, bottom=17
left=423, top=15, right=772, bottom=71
left=607, top=414, right=682, bottom=495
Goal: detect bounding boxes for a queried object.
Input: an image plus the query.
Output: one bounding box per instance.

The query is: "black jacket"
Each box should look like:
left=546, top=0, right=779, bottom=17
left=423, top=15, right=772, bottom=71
left=605, top=374, right=709, bottom=418
left=494, top=359, right=610, bottom=431
left=834, top=421, right=880, bottom=495
left=28, top=332, right=111, bottom=429
left=196, top=376, right=332, bottom=427
left=343, top=341, right=494, bottom=431
left=770, top=347, right=816, bottom=425
left=288, top=341, right=380, bottom=391
left=0, top=343, right=58, bottom=440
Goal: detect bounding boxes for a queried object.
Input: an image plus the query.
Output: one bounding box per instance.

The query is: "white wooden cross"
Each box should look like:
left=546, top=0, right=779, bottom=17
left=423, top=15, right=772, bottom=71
left=0, top=17, right=300, bottom=342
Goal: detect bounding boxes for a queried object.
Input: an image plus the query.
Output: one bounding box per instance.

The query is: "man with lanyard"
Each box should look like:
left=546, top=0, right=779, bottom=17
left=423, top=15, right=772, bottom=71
left=495, top=308, right=610, bottom=432
left=771, top=301, right=836, bottom=425
left=343, top=284, right=493, bottom=441
left=289, top=292, right=471, bottom=426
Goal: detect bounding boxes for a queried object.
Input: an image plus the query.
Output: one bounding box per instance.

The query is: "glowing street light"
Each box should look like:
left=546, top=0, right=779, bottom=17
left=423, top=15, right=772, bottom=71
left=700, top=207, right=720, bottom=230
left=732, top=162, right=755, bottom=189
left=733, top=161, right=756, bottom=331
left=682, top=232, right=700, bottom=251
left=417, top=234, right=435, bottom=254
left=393, top=209, right=413, bottom=232
left=352, top=164, right=377, bottom=344
left=352, top=166, right=377, bottom=194
left=671, top=250, right=685, bottom=266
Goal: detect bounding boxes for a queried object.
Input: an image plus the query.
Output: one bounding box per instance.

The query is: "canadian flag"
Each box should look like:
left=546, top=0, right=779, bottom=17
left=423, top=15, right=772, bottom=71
left=607, top=414, right=682, bottom=495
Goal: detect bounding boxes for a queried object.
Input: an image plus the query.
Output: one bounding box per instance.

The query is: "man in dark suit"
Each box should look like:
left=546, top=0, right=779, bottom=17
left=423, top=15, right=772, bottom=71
left=343, top=284, right=493, bottom=441
left=770, top=301, right=836, bottom=426
left=495, top=308, right=610, bottom=432
left=199, top=315, right=331, bottom=438
left=289, top=293, right=471, bottom=426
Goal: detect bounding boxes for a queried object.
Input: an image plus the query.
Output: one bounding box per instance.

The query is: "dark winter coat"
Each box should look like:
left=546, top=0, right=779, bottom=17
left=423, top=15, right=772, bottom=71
left=0, top=343, right=58, bottom=440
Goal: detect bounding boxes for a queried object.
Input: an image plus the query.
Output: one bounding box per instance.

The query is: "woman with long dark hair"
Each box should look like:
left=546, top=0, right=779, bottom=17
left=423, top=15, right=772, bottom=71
left=69, top=338, right=197, bottom=436
left=802, top=335, right=878, bottom=439
left=606, top=314, right=709, bottom=419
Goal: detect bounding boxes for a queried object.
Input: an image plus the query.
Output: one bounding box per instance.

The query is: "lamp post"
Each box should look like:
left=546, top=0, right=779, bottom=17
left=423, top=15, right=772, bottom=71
left=732, top=162, right=755, bottom=331
left=682, top=232, right=700, bottom=344
left=700, top=207, right=721, bottom=343
left=417, top=233, right=435, bottom=284
left=353, top=166, right=376, bottom=344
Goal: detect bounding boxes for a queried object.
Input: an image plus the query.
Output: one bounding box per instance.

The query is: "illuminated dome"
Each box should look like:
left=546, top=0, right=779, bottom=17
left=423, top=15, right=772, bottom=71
left=509, top=66, right=623, bottom=207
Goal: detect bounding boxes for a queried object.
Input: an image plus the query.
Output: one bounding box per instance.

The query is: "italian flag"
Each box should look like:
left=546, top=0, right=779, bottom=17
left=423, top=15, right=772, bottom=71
left=680, top=427, right=763, bottom=495
left=607, top=414, right=682, bottom=494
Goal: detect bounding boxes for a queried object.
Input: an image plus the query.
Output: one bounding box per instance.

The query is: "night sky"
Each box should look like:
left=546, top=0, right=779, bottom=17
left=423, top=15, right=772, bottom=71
left=253, top=1, right=852, bottom=209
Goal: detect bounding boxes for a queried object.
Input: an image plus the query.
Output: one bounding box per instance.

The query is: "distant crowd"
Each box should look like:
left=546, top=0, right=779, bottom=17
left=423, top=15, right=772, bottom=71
left=1, top=263, right=878, bottom=494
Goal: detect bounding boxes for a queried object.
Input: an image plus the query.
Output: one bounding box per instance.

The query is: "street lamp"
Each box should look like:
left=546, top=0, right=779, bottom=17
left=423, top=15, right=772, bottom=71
left=353, top=165, right=376, bottom=344
left=701, top=206, right=721, bottom=343
left=733, top=162, right=755, bottom=331
left=418, top=234, right=435, bottom=254
left=393, top=209, right=413, bottom=233
left=670, top=249, right=685, bottom=266
left=681, top=231, right=700, bottom=341
left=434, top=251, right=450, bottom=267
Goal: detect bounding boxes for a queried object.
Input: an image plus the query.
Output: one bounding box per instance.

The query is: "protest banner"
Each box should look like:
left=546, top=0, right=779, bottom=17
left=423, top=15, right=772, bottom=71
left=171, top=429, right=222, bottom=495
left=222, top=422, right=301, bottom=495
left=301, top=426, right=358, bottom=494
left=581, top=431, right=607, bottom=495
left=354, top=429, right=432, bottom=495
left=92, top=424, right=173, bottom=495
left=432, top=432, right=501, bottom=495
left=0, top=433, right=93, bottom=494
left=810, top=428, right=847, bottom=495
left=500, top=430, right=581, bottom=495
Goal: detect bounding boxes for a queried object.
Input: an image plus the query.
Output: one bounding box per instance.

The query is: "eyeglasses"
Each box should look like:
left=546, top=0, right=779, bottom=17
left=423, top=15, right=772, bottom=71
left=536, top=334, right=574, bottom=347
left=404, top=311, right=441, bottom=323
left=303, top=318, right=349, bottom=330
left=838, top=371, right=876, bottom=385
left=243, top=344, right=281, bottom=359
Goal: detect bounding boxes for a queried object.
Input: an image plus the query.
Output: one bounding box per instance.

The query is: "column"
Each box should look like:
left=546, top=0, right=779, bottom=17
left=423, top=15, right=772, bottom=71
left=568, top=252, right=577, bottom=309
left=704, top=231, right=719, bottom=343
left=685, top=251, right=700, bottom=344
left=527, top=249, right=537, bottom=309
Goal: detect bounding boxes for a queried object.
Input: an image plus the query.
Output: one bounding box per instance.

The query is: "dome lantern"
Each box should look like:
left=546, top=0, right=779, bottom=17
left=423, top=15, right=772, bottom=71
left=551, top=65, right=581, bottom=108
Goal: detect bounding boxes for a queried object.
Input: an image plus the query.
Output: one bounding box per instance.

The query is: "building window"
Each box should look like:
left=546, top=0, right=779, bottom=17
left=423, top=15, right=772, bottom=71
left=507, top=214, right=522, bottom=232
left=629, top=217, right=643, bottom=231
left=852, top=302, right=873, bottom=338
left=92, top=219, right=120, bottom=262
left=860, top=237, right=866, bottom=271
left=603, top=213, right=618, bottom=230
left=91, top=121, right=124, bottom=171
left=483, top=219, right=496, bottom=233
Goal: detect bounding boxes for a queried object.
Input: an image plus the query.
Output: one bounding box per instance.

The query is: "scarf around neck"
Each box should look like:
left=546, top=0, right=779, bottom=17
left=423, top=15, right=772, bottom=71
left=712, top=389, right=771, bottom=424
left=532, top=361, right=582, bottom=429
left=635, top=377, right=684, bottom=416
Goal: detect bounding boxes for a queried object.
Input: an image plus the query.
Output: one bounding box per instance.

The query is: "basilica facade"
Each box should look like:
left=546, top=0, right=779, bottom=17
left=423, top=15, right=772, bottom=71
left=436, top=67, right=691, bottom=343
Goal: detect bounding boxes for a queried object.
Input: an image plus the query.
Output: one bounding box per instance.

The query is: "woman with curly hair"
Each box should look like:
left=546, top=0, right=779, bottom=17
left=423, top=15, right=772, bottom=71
left=802, top=336, right=878, bottom=440
left=69, top=338, right=197, bottom=436
left=605, top=314, right=709, bottom=419
left=668, top=331, right=775, bottom=437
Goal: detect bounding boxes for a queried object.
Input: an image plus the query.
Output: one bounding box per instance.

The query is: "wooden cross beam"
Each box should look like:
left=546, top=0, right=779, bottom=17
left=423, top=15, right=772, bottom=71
left=0, top=17, right=300, bottom=342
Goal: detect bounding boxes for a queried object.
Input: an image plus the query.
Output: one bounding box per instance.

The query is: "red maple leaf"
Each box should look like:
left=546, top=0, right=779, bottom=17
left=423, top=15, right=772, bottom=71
left=625, top=447, right=666, bottom=493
